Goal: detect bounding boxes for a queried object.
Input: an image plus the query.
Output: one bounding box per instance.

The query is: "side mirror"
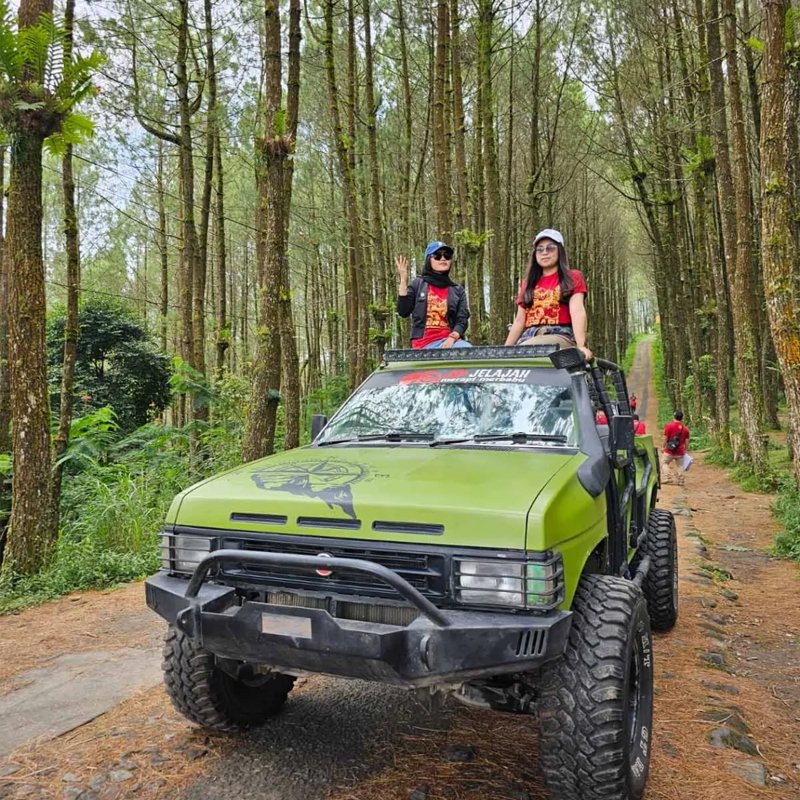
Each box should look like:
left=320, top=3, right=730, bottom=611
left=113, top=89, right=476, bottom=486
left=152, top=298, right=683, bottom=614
left=609, top=415, right=634, bottom=468
left=310, top=414, right=328, bottom=441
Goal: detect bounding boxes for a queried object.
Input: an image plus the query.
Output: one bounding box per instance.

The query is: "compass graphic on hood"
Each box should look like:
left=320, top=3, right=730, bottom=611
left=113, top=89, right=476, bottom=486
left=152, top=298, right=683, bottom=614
left=251, top=460, right=367, bottom=519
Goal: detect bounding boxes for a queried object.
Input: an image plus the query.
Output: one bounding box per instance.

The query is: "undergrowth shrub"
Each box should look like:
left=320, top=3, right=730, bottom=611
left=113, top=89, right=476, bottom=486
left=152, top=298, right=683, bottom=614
left=774, top=477, right=800, bottom=562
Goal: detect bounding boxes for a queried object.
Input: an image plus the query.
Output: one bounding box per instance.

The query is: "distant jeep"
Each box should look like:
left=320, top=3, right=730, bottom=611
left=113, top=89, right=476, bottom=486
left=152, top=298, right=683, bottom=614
left=146, top=345, right=677, bottom=800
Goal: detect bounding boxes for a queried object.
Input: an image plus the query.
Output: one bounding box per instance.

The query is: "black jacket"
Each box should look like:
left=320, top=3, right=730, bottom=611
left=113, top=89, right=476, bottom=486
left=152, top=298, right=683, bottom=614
left=396, top=277, right=470, bottom=342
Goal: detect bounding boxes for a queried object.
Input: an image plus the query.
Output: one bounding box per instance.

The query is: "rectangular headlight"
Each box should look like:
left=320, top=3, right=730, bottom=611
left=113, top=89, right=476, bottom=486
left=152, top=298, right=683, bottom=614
left=454, top=556, right=562, bottom=610
left=161, top=533, right=213, bottom=573
left=455, top=560, right=526, bottom=607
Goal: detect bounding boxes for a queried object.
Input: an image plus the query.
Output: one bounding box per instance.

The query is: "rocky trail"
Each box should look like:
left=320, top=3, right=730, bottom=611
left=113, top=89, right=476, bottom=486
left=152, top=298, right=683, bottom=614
left=1, top=340, right=798, bottom=800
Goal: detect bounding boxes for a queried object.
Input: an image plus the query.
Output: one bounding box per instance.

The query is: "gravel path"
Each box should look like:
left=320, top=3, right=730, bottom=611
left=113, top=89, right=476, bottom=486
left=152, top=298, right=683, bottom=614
left=183, top=678, right=454, bottom=800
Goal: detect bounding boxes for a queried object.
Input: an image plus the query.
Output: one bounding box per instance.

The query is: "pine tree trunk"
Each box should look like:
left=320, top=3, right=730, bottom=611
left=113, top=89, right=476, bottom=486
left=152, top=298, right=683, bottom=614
left=243, top=0, right=286, bottom=462
left=157, top=142, right=170, bottom=356
left=325, top=0, right=367, bottom=386
left=722, top=0, right=767, bottom=474
left=279, top=0, right=302, bottom=449
left=5, top=116, right=56, bottom=575
left=450, top=0, right=480, bottom=343
left=52, top=0, right=80, bottom=514
left=362, top=0, right=389, bottom=358
left=213, top=132, right=228, bottom=377
left=433, top=0, right=452, bottom=238
left=479, top=0, right=510, bottom=344
left=761, top=0, right=800, bottom=486
left=0, top=146, right=9, bottom=455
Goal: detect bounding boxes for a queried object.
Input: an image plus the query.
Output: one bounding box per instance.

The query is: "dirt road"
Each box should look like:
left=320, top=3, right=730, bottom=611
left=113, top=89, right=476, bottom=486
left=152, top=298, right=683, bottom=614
left=1, top=340, right=798, bottom=800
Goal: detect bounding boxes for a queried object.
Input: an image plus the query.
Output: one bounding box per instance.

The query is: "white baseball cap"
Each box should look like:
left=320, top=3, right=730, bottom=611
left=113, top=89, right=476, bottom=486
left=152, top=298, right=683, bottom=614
left=533, top=228, right=565, bottom=247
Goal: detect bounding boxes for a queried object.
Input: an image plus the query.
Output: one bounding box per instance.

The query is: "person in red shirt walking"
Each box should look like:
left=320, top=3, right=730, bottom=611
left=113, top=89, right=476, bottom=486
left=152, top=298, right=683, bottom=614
left=662, top=410, right=690, bottom=486
left=633, top=414, right=646, bottom=434
left=504, top=228, right=592, bottom=359
left=396, top=241, right=471, bottom=349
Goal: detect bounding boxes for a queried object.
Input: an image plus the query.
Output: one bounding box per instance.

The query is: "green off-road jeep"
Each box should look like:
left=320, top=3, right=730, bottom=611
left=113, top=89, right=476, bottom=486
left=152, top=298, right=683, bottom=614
left=145, top=345, right=678, bottom=800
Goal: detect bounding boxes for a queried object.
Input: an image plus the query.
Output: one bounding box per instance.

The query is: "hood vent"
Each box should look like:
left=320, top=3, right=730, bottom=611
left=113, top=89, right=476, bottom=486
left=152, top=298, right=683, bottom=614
left=372, top=521, right=444, bottom=536
left=230, top=513, right=287, bottom=525
left=297, top=516, right=362, bottom=530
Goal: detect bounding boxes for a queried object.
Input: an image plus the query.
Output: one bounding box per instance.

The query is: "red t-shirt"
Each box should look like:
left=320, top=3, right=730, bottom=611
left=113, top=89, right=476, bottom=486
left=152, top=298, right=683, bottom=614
left=634, top=421, right=647, bottom=434
left=413, top=284, right=452, bottom=349
left=663, top=421, right=690, bottom=456
left=516, top=269, right=588, bottom=327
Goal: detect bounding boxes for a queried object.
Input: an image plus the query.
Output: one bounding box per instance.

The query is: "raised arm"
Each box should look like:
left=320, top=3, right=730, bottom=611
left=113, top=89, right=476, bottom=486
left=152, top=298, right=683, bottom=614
left=395, top=256, right=414, bottom=317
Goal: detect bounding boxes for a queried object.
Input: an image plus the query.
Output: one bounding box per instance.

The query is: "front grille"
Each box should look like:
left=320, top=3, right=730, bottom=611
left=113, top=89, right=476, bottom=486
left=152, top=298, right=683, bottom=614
left=220, top=536, right=446, bottom=599
left=265, top=590, right=419, bottom=626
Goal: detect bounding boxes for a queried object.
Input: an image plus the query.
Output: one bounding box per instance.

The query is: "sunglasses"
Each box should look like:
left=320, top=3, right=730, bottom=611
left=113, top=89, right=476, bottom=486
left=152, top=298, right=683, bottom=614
left=432, top=251, right=452, bottom=260
left=535, top=243, right=558, bottom=254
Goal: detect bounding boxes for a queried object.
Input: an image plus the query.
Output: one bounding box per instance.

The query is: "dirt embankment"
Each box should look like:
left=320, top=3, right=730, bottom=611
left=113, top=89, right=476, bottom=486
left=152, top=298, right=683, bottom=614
left=0, top=339, right=798, bottom=800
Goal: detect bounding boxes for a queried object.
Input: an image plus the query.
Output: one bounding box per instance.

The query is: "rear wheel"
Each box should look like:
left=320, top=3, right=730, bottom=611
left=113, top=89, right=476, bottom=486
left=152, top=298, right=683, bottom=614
left=538, top=575, right=653, bottom=800
left=162, top=626, right=295, bottom=731
left=640, top=508, right=678, bottom=631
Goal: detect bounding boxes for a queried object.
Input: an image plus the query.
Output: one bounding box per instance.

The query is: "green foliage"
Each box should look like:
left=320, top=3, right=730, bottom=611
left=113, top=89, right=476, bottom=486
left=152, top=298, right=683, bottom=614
left=303, top=374, right=351, bottom=444
left=729, top=460, right=778, bottom=493
left=621, top=332, right=646, bottom=374
left=453, top=228, right=492, bottom=249
left=48, top=298, right=170, bottom=432
left=650, top=328, right=671, bottom=429
left=682, top=135, right=714, bottom=177
left=745, top=36, right=764, bottom=53
left=0, top=541, right=157, bottom=613
left=773, top=475, right=800, bottom=561
left=170, top=356, right=214, bottom=413
left=55, top=406, right=119, bottom=469
left=0, top=0, right=102, bottom=143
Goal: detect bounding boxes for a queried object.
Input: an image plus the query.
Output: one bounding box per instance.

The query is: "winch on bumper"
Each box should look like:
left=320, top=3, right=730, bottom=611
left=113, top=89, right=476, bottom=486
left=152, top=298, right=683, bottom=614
left=145, top=549, right=573, bottom=687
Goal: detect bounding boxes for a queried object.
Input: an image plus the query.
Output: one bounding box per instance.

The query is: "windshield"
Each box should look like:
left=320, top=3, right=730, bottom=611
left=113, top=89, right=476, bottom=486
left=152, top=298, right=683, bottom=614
left=317, top=366, right=577, bottom=446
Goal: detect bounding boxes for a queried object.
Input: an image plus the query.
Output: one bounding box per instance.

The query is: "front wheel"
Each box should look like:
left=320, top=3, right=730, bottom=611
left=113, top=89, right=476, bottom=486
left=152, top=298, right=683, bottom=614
left=538, top=575, right=653, bottom=800
left=162, top=626, right=295, bottom=731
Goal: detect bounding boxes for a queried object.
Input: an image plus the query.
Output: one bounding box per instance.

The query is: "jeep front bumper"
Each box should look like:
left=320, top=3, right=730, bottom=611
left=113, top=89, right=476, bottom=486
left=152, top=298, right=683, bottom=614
left=145, top=550, right=572, bottom=687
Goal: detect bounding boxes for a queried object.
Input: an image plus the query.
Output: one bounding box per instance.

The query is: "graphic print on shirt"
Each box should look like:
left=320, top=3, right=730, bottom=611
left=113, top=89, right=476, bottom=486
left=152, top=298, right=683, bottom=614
left=524, top=284, right=561, bottom=327
left=425, top=288, right=449, bottom=331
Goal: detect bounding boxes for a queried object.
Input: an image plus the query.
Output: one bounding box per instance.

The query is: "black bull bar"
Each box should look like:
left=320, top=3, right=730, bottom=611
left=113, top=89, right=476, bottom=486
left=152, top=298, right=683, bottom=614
left=145, top=549, right=572, bottom=686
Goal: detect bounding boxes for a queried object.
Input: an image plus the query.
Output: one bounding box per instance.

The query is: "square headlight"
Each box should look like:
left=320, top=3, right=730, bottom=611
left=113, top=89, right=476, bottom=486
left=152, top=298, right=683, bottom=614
left=455, top=560, right=526, bottom=607
left=454, top=556, right=562, bottom=610
left=161, top=533, right=213, bottom=573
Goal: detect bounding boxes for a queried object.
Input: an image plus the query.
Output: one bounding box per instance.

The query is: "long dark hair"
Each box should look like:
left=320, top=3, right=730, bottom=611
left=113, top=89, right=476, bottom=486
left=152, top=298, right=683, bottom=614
left=519, top=242, right=574, bottom=307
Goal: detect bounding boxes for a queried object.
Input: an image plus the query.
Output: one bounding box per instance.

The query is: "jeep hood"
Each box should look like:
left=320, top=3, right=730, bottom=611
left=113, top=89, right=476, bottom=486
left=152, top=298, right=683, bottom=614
left=169, top=446, right=577, bottom=551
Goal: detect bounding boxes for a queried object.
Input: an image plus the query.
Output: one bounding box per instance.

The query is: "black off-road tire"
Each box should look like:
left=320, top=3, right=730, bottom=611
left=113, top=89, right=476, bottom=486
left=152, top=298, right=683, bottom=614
left=538, top=575, right=654, bottom=800
left=162, top=626, right=295, bottom=731
left=640, top=508, right=678, bottom=631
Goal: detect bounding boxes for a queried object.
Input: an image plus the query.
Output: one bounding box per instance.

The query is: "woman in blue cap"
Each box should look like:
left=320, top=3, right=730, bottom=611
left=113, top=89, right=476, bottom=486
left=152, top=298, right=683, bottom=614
left=504, top=228, right=592, bottom=359
left=395, top=241, right=471, bottom=348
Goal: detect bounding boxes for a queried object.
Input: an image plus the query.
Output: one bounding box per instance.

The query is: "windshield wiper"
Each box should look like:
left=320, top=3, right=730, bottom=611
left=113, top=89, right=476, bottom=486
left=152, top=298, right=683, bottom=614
left=318, top=431, right=434, bottom=446
left=357, top=431, right=435, bottom=442
left=431, top=432, right=568, bottom=447
left=474, top=432, right=568, bottom=444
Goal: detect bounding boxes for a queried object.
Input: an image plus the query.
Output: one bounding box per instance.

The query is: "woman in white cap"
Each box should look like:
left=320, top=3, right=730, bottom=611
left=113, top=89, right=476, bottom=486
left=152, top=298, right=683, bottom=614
left=395, top=241, right=471, bottom=348
left=504, top=228, right=592, bottom=359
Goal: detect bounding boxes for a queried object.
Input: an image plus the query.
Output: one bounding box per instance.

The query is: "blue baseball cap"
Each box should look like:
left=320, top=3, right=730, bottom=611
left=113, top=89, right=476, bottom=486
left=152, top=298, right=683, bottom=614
left=533, top=228, right=564, bottom=247
left=425, top=240, right=454, bottom=258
